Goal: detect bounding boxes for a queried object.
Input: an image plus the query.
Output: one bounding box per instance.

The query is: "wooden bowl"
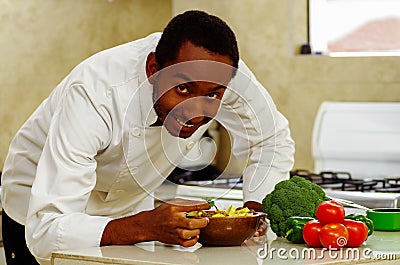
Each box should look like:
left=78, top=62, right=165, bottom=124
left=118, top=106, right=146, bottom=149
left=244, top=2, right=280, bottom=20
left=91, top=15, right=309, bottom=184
left=197, top=211, right=266, bottom=246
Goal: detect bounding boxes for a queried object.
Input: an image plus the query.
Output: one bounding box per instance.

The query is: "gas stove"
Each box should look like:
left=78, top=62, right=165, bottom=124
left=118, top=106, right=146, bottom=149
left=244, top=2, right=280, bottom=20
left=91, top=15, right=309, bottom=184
left=290, top=169, right=400, bottom=209
left=290, top=169, right=400, bottom=193
left=164, top=166, right=400, bottom=210
left=167, top=165, right=243, bottom=190
left=308, top=101, right=400, bottom=209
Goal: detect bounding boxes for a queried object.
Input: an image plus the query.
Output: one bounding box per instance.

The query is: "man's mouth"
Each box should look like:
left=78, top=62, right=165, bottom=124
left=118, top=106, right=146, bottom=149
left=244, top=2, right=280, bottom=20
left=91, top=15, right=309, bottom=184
left=177, top=118, right=194, bottom=128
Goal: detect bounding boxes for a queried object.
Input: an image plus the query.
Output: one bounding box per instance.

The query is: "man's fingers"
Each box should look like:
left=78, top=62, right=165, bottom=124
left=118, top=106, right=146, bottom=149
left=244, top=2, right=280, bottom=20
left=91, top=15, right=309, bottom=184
left=254, top=217, right=268, bottom=237
left=176, top=228, right=201, bottom=240
left=192, top=201, right=212, bottom=211
left=179, top=236, right=200, bottom=248
left=168, top=198, right=211, bottom=212
left=183, top=216, right=209, bottom=229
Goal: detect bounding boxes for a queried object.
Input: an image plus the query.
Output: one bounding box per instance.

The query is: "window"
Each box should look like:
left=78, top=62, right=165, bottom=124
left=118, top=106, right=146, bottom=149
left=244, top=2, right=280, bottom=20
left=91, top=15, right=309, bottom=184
left=309, top=0, right=400, bottom=57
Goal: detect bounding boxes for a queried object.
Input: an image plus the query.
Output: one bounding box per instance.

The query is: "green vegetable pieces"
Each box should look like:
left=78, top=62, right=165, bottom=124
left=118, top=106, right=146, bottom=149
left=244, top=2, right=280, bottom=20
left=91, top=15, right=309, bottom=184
left=345, top=214, right=374, bottom=236
left=285, top=216, right=315, bottom=243
left=262, top=176, right=330, bottom=237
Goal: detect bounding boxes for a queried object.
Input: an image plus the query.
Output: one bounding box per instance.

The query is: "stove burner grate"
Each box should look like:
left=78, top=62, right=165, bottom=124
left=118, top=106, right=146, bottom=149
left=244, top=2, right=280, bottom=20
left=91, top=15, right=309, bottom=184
left=290, top=169, right=400, bottom=193
left=341, top=180, right=378, bottom=192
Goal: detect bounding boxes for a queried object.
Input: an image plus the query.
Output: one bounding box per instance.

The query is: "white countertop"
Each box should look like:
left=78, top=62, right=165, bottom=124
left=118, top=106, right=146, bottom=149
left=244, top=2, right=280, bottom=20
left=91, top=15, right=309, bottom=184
left=52, top=184, right=400, bottom=265
left=52, top=228, right=400, bottom=265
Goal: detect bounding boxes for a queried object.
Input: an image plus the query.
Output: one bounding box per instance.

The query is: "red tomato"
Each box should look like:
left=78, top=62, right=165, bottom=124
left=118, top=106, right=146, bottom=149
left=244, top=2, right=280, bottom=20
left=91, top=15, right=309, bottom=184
left=316, top=200, right=345, bottom=225
left=342, top=219, right=368, bottom=247
left=319, top=223, right=349, bottom=249
left=302, top=220, right=323, bottom=247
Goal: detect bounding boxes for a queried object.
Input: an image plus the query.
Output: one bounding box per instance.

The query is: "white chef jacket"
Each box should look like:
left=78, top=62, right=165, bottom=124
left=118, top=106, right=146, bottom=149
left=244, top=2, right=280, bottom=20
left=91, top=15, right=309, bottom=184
left=1, top=32, right=294, bottom=264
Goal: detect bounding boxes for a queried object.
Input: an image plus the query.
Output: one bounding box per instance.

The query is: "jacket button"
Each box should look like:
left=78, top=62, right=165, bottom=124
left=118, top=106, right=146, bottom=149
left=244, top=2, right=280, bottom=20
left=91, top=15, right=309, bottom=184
left=130, top=127, right=141, bottom=137
left=186, top=141, right=195, bottom=150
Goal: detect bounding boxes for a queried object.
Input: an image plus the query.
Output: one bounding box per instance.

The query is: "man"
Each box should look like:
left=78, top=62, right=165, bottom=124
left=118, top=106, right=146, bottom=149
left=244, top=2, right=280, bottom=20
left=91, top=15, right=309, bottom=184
left=1, top=10, right=294, bottom=265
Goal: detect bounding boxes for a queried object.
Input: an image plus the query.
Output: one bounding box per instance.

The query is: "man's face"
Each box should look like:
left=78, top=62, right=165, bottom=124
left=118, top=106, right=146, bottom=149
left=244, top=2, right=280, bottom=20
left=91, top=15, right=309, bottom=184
left=147, top=41, right=234, bottom=138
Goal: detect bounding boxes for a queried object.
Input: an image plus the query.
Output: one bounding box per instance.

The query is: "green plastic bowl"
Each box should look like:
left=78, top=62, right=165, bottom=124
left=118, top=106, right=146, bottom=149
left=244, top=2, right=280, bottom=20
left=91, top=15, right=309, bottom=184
left=366, top=208, right=400, bottom=231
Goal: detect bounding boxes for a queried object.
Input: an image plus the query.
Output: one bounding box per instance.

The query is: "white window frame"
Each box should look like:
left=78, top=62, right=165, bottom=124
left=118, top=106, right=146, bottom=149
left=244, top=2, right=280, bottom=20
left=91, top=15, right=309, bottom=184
left=309, top=0, right=400, bottom=57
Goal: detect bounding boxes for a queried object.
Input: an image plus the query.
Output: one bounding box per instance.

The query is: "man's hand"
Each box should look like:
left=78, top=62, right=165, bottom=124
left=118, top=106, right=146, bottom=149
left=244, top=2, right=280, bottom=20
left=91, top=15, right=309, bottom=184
left=101, top=198, right=210, bottom=247
left=243, top=201, right=267, bottom=237
left=147, top=198, right=211, bottom=247
left=253, top=216, right=268, bottom=237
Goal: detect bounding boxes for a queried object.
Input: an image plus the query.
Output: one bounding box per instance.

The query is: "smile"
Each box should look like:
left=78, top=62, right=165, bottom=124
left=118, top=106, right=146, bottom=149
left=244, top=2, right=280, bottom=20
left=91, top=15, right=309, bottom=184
left=177, top=118, right=194, bottom=128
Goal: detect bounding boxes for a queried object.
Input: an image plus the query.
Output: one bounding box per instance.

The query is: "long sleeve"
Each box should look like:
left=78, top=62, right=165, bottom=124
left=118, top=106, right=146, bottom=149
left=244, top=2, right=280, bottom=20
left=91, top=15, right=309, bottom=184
left=25, top=84, right=113, bottom=263
left=0, top=33, right=163, bottom=265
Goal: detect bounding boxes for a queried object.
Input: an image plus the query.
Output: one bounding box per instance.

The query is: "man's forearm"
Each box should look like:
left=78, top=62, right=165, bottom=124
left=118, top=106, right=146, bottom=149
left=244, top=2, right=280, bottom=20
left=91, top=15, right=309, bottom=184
left=101, top=210, right=151, bottom=246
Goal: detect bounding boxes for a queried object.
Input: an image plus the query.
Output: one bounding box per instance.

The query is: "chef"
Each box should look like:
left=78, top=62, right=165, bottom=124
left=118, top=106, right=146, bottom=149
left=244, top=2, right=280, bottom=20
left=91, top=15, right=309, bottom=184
left=1, top=10, right=294, bottom=265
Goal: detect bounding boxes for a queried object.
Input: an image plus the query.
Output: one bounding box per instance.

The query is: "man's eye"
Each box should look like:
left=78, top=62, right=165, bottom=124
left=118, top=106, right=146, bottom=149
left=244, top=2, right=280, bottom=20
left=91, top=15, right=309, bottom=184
left=176, top=85, right=189, bottom=94
left=208, top=93, right=219, bottom=100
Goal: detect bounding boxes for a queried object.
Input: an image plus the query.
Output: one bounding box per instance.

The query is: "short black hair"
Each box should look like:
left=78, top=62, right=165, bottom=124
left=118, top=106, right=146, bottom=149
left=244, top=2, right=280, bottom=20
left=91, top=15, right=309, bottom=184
left=155, top=10, right=239, bottom=72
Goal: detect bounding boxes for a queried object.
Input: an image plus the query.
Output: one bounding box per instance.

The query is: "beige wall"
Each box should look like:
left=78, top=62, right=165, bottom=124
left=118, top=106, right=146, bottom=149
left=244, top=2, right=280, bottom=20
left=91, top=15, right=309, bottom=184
left=0, top=0, right=171, bottom=169
left=1, top=0, right=400, bottom=172
left=173, top=0, right=400, bottom=172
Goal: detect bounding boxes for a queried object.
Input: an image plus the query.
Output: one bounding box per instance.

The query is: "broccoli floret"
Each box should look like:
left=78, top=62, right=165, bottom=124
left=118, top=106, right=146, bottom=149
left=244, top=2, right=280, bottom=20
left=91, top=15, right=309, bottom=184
left=262, top=176, right=329, bottom=237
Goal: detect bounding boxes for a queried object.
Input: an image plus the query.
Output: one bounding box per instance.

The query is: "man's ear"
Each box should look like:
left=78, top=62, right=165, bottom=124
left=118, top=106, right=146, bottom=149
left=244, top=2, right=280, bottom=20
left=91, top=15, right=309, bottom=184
left=146, top=52, right=158, bottom=84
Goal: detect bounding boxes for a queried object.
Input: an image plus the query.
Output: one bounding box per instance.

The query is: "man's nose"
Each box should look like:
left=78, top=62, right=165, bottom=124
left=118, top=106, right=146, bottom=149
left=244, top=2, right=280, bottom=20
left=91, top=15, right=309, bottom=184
left=181, top=97, right=219, bottom=121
